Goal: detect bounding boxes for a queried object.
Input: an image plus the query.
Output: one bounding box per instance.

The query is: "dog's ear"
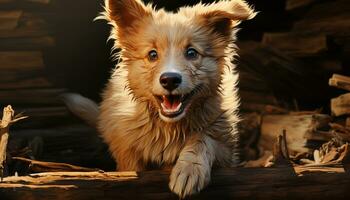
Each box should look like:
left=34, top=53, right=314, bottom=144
left=198, top=0, right=256, bottom=37
left=106, top=0, right=151, bottom=30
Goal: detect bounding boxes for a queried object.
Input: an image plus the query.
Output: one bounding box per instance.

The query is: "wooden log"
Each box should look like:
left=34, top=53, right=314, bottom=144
left=293, top=14, right=350, bottom=37
left=0, top=69, right=46, bottom=82
left=329, top=123, right=350, bottom=136
left=329, top=74, right=350, bottom=91
left=302, top=0, right=350, bottom=20
left=0, top=51, right=44, bottom=70
left=331, top=93, right=350, bottom=116
left=259, top=113, right=331, bottom=154
left=0, top=10, right=22, bottom=30
left=0, top=26, right=48, bottom=38
left=1, top=167, right=350, bottom=200
left=19, top=12, right=48, bottom=30
left=0, top=88, right=66, bottom=105
left=262, top=32, right=328, bottom=57
left=0, top=77, right=51, bottom=89
left=0, top=36, right=55, bottom=50
left=0, top=11, right=50, bottom=38
left=304, top=130, right=350, bottom=145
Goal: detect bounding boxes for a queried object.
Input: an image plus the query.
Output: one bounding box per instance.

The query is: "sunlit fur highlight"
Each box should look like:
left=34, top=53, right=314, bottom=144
left=97, top=0, right=256, bottom=198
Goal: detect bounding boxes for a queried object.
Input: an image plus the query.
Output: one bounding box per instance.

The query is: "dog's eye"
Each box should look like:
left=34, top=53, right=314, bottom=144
left=148, top=50, right=158, bottom=62
left=185, top=47, right=199, bottom=60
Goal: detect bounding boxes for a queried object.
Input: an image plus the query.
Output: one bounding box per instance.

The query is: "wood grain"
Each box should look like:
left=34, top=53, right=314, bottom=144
left=1, top=167, right=350, bottom=200
left=0, top=51, right=44, bottom=70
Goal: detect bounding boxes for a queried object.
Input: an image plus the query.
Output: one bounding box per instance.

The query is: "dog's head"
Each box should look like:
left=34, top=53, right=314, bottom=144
left=101, top=0, right=256, bottom=122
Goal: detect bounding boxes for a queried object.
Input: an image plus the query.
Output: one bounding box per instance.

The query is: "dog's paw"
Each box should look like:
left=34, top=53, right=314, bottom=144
left=169, top=160, right=210, bottom=198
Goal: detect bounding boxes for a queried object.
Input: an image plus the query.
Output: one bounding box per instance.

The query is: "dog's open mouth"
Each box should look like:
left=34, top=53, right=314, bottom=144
left=155, top=93, right=193, bottom=118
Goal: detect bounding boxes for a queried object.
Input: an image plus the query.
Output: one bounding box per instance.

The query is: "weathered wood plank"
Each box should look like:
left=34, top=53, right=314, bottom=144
left=1, top=168, right=350, bottom=200
left=0, top=51, right=44, bottom=70
left=0, top=10, right=22, bottom=30
left=329, top=74, right=350, bottom=91
left=0, top=27, right=48, bottom=38
left=331, top=93, right=350, bottom=116
left=0, top=36, right=55, bottom=50
left=293, top=14, right=350, bottom=36
left=0, top=88, right=66, bottom=105
left=302, top=0, right=350, bottom=20
left=0, top=77, right=51, bottom=89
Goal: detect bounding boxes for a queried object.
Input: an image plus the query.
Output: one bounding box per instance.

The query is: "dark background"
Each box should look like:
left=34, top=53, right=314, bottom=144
left=46, top=0, right=290, bottom=100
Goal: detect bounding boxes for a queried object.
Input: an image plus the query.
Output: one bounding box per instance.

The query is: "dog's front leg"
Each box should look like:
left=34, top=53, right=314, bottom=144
left=169, top=133, right=216, bottom=198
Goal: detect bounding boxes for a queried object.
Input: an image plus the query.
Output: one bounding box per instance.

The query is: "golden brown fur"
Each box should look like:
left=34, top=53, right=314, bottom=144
left=97, top=0, right=256, bottom=197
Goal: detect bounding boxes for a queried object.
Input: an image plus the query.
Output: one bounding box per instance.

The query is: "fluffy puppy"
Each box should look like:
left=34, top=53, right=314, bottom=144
left=97, top=0, right=255, bottom=197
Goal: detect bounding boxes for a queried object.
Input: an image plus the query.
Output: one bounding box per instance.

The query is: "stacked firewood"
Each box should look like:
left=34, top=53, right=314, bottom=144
left=238, top=0, right=350, bottom=163
left=0, top=0, right=68, bottom=125
left=330, top=74, right=350, bottom=122
left=263, top=0, right=349, bottom=72
left=238, top=0, right=350, bottom=110
left=0, top=1, right=114, bottom=172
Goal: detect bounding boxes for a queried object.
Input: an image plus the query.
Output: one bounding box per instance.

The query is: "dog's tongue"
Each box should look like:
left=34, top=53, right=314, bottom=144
left=162, top=95, right=181, bottom=110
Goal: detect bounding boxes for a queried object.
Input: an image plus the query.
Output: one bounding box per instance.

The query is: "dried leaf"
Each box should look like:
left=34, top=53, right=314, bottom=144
left=321, top=148, right=339, bottom=163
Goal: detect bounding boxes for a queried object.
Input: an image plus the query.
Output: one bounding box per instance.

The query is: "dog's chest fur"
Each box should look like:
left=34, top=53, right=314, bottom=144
left=98, top=63, right=240, bottom=169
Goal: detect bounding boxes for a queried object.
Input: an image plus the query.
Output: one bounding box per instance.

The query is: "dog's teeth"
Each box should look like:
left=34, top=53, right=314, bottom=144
left=161, top=102, right=182, bottom=113
left=175, top=102, right=182, bottom=111
left=161, top=102, right=166, bottom=110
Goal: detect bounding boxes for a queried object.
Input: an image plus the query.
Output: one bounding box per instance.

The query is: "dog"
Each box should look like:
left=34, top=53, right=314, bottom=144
left=67, top=0, right=255, bottom=198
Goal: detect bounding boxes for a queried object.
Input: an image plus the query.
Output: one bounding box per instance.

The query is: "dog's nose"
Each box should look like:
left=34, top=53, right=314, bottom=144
left=159, top=72, right=182, bottom=91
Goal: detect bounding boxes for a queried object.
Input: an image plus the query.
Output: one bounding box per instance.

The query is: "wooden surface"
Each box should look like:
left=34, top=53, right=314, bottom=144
left=0, top=51, right=44, bottom=70
left=0, top=167, right=350, bottom=200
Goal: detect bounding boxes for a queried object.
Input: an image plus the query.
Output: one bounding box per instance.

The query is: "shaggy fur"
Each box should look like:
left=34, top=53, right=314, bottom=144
left=96, top=0, right=256, bottom=197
